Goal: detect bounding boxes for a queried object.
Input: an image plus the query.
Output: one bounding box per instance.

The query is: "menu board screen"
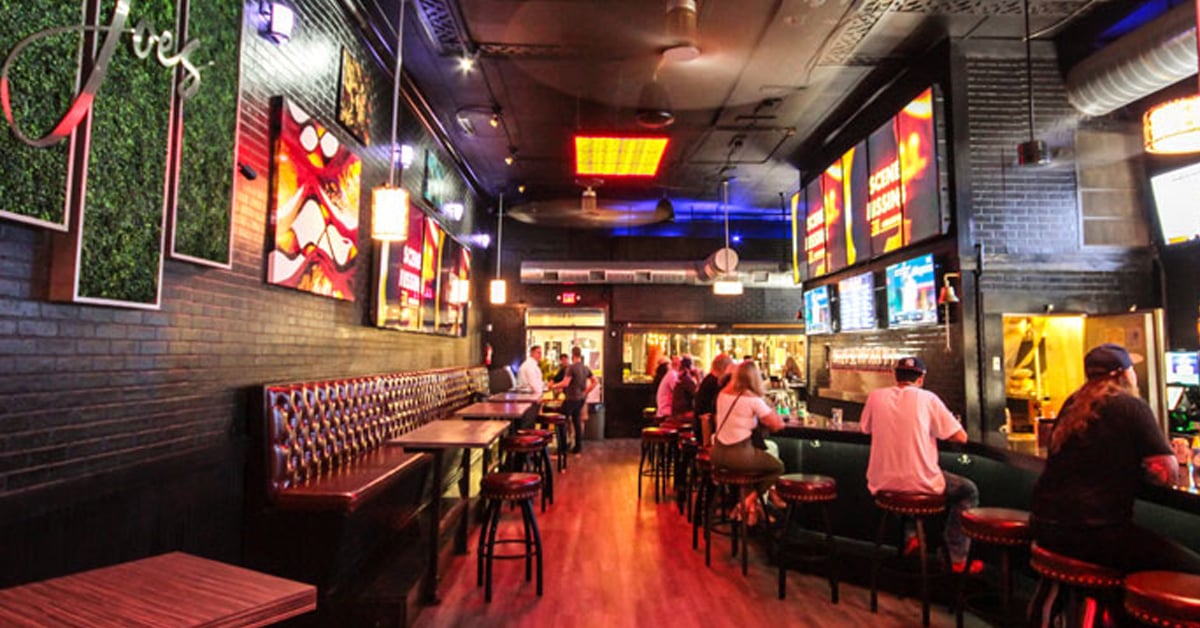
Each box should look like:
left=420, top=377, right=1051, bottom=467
left=844, top=142, right=871, bottom=267
left=885, top=253, right=937, bottom=327
left=1166, top=351, right=1200, bottom=386
left=804, top=285, right=833, bottom=335
left=896, top=87, right=940, bottom=244
left=790, top=191, right=804, bottom=284
left=868, top=120, right=903, bottom=255
left=838, top=271, right=877, bottom=332
left=822, top=164, right=847, bottom=275
left=805, top=178, right=827, bottom=278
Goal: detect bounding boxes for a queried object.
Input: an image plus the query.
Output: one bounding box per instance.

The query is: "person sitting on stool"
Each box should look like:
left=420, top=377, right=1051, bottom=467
left=861, top=356, right=980, bottom=572
left=1031, top=343, right=1200, bottom=574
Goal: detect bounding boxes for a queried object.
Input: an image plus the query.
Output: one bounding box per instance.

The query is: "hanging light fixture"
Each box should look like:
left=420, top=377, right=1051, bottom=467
left=1143, top=7, right=1200, bottom=154
left=489, top=192, right=508, bottom=305
left=371, top=0, right=410, bottom=240
left=712, top=179, right=743, bottom=296
left=1015, top=0, right=1050, bottom=166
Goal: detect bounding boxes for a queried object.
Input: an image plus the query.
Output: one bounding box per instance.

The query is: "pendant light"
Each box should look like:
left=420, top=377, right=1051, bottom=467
left=1016, top=0, right=1050, bottom=166
left=371, top=0, right=410, bottom=240
left=489, top=192, right=507, bottom=304
left=1142, top=0, right=1200, bottom=154
left=712, top=179, right=742, bottom=296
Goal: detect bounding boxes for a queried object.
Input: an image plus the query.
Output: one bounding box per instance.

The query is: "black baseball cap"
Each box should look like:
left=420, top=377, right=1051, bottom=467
left=1084, top=343, right=1134, bottom=379
left=895, top=356, right=927, bottom=375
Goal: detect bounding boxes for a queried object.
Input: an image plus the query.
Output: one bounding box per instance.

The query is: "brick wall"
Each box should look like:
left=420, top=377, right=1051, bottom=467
left=0, top=0, right=480, bottom=584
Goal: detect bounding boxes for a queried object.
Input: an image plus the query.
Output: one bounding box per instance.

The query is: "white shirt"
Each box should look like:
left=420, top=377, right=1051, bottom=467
left=713, top=391, right=774, bottom=445
left=516, top=357, right=544, bottom=397
left=860, top=384, right=961, bottom=494
left=656, top=369, right=679, bottom=417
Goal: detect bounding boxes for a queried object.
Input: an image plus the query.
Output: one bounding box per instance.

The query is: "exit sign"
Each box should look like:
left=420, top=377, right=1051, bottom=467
left=557, top=291, right=580, bottom=305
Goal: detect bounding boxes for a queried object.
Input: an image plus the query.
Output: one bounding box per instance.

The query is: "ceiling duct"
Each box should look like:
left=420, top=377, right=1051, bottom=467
left=1065, top=2, right=1198, bottom=117
left=520, top=260, right=796, bottom=288
left=663, top=0, right=700, bottom=62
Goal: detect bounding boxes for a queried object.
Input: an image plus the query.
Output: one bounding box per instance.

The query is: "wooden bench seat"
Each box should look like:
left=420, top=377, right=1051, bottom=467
left=273, top=447, right=429, bottom=513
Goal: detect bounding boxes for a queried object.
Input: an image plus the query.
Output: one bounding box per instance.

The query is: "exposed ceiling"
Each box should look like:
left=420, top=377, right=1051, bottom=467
left=364, top=0, right=1115, bottom=227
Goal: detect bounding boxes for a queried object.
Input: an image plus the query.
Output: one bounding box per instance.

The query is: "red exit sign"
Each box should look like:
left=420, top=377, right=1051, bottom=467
left=556, top=291, right=580, bottom=305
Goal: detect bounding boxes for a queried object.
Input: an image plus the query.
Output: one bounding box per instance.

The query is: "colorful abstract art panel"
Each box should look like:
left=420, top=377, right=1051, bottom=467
left=267, top=98, right=361, bottom=301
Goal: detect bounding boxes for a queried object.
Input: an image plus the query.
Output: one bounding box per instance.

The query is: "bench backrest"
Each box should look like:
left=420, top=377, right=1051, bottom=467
left=263, top=366, right=489, bottom=499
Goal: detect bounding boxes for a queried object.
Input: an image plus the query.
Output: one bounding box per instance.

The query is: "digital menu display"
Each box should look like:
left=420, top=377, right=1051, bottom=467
left=790, top=191, right=804, bottom=284
left=375, top=206, right=469, bottom=337
left=795, top=87, right=943, bottom=281
left=838, top=271, right=877, bottom=332
left=804, top=285, right=833, bottom=335
left=1150, top=161, right=1200, bottom=245
left=885, top=253, right=937, bottom=327
left=823, top=163, right=847, bottom=275
left=805, top=178, right=827, bottom=278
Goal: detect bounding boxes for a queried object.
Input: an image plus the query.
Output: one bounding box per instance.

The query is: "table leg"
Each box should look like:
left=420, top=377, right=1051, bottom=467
left=456, top=447, right=471, bottom=554
left=422, top=449, right=445, bottom=605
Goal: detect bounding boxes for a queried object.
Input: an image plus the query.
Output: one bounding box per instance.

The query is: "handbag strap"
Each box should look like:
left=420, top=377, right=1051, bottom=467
left=714, top=392, right=744, bottom=440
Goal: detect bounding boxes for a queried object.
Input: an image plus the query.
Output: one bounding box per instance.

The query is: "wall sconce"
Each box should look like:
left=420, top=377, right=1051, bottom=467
left=260, top=2, right=296, bottom=44
left=371, top=186, right=409, bottom=241
left=938, top=272, right=961, bottom=305
left=712, top=278, right=744, bottom=296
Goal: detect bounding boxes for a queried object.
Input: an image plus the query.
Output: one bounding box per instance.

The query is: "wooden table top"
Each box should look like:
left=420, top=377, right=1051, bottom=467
left=453, top=401, right=533, bottom=419
left=389, top=419, right=511, bottom=449
left=487, top=391, right=543, bottom=403
left=0, top=552, right=316, bottom=627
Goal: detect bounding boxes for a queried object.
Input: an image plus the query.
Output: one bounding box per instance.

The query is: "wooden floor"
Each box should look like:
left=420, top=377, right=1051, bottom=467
left=413, top=439, right=986, bottom=628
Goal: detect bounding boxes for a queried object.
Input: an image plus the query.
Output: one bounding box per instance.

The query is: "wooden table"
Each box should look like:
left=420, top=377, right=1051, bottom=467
left=0, top=552, right=316, bottom=627
left=453, top=401, right=534, bottom=421
left=487, top=391, right=543, bottom=403
left=390, top=419, right=512, bottom=604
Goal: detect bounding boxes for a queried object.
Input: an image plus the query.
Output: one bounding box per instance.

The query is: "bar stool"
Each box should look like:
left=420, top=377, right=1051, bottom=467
left=775, top=474, right=839, bottom=603
left=675, top=433, right=699, bottom=518
left=870, top=491, right=946, bottom=626
left=1029, top=543, right=1124, bottom=628
left=954, top=507, right=1031, bottom=627
left=1124, top=571, right=1200, bottom=627
left=501, top=434, right=553, bottom=512
left=707, top=467, right=773, bottom=576
left=476, top=472, right=544, bottom=603
left=536, top=411, right=569, bottom=472
left=638, top=426, right=678, bottom=503
left=691, top=448, right=713, bottom=550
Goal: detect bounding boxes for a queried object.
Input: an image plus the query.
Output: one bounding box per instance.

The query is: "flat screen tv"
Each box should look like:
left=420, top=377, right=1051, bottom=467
left=804, top=285, right=832, bottom=335
left=1165, top=351, right=1199, bottom=387
left=838, top=271, right=876, bottom=331
left=885, top=253, right=937, bottom=327
left=1150, top=162, right=1200, bottom=245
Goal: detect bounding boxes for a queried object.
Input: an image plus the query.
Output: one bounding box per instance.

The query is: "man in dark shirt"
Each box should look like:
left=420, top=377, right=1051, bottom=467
left=553, top=346, right=596, bottom=454
left=551, top=353, right=570, bottom=385
left=694, top=353, right=734, bottom=445
left=1031, top=343, right=1200, bottom=574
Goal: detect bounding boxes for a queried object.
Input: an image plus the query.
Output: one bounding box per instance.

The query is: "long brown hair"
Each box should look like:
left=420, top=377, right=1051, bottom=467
left=727, top=360, right=765, bottom=397
left=1050, top=373, right=1136, bottom=453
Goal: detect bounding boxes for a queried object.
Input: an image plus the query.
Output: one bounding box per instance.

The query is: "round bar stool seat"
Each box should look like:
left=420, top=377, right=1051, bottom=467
left=1028, top=543, right=1124, bottom=627
left=477, top=472, right=544, bottom=602
left=871, top=492, right=947, bottom=626
left=955, top=508, right=1031, bottom=628
left=706, top=467, right=774, bottom=576
left=775, top=474, right=839, bottom=603
left=536, top=412, right=569, bottom=472
left=501, top=434, right=553, bottom=511
left=638, top=426, right=679, bottom=503
left=1125, top=571, right=1200, bottom=628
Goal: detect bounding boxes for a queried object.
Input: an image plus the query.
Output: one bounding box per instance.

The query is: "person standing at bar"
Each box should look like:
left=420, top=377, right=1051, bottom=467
left=656, top=355, right=682, bottom=420
left=516, top=345, right=545, bottom=398
left=552, top=353, right=570, bottom=387
left=554, top=346, right=596, bottom=454
left=1031, top=343, right=1200, bottom=574
left=861, top=356, right=979, bottom=572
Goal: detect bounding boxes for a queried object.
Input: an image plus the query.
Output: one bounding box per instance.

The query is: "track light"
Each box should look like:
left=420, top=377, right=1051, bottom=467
left=457, top=54, right=476, bottom=72
left=505, top=146, right=517, bottom=166
left=490, top=107, right=501, bottom=128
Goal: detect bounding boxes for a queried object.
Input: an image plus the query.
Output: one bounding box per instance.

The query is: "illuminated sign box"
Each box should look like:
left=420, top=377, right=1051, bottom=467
left=574, top=135, right=669, bottom=176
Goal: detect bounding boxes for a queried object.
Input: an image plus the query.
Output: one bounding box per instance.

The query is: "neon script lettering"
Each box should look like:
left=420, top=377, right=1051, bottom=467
left=1, top=0, right=204, bottom=149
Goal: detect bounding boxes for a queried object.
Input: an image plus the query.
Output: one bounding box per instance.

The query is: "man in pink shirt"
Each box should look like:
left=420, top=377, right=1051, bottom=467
left=861, top=356, right=979, bottom=571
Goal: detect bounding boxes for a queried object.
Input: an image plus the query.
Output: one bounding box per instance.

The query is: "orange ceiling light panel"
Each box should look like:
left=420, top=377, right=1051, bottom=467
left=574, top=135, right=669, bottom=176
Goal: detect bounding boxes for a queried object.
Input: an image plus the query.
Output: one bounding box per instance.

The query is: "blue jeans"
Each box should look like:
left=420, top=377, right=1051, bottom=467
left=943, top=472, right=979, bottom=563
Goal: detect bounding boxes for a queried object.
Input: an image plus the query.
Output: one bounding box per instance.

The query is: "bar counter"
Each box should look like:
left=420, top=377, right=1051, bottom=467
left=772, top=416, right=1200, bottom=553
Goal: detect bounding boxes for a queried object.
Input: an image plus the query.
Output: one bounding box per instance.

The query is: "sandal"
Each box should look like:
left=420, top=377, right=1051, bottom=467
left=744, top=502, right=761, bottom=527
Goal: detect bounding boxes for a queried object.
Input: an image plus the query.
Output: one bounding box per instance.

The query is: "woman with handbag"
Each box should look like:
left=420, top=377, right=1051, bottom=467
left=710, top=360, right=786, bottom=526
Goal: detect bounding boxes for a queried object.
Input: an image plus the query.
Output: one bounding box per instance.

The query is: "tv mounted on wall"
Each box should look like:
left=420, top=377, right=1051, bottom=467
left=804, top=285, right=833, bottom=335
left=1150, top=161, right=1200, bottom=245
left=838, top=271, right=876, bottom=332
left=885, top=253, right=937, bottom=327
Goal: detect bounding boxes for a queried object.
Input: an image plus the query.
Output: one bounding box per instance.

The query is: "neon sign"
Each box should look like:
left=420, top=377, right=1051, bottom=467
left=0, top=0, right=205, bottom=148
